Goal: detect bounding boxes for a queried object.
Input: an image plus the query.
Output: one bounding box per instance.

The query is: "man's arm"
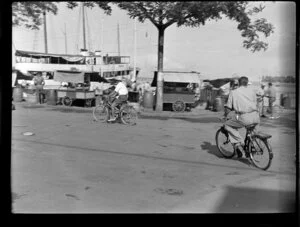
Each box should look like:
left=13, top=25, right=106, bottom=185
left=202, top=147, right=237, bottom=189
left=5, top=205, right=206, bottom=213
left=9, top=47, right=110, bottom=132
left=224, top=91, right=234, bottom=117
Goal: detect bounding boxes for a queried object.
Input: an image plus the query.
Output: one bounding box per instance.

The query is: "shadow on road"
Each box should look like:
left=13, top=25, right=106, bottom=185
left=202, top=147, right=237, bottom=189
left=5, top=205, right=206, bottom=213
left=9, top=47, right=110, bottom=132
left=214, top=185, right=295, bottom=213
left=200, top=141, right=223, bottom=158
left=201, top=141, right=252, bottom=167
left=139, top=115, right=220, bottom=124
left=14, top=138, right=295, bottom=175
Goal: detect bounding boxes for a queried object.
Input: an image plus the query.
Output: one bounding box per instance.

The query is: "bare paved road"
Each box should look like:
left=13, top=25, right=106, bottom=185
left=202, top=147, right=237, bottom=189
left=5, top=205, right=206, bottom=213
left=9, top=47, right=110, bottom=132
left=11, top=103, right=297, bottom=213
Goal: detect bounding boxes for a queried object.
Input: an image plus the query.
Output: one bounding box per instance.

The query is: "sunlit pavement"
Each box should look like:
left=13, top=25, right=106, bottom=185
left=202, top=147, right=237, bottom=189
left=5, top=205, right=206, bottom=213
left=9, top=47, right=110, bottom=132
left=11, top=102, right=297, bottom=213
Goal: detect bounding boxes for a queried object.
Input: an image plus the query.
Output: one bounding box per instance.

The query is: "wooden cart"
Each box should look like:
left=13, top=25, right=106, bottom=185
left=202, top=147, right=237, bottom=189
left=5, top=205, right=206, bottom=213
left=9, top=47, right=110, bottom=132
left=151, top=71, right=201, bottom=112
left=57, top=89, right=95, bottom=107
left=163, top=87, right=195, bottom=112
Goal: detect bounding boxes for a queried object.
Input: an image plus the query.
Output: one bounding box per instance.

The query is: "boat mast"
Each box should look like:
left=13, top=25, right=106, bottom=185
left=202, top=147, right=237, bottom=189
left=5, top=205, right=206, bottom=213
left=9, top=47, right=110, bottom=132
left=117, top=23, right=120, bottom=56
left=133, top=17, right=137, bottom=82
left=43, top=11, right=48, bottom=53
left=82, top=3, right=87, bottom=50
left=64, top=23, right=68, bottom=54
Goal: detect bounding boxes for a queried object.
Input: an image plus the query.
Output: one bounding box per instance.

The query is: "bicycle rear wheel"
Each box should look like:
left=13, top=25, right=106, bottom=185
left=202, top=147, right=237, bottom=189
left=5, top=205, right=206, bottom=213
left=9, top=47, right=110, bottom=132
left=93, top=105, right=109, bottom=122
left=121, top=106, right=138, bottom=125
left=215, top=127, right=235, bottom=158
left=248, top=137, right=273, bottom=170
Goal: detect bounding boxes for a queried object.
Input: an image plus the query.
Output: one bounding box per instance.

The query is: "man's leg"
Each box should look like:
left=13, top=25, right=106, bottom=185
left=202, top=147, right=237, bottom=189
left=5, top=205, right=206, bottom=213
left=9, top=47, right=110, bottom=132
left=261, top=101, right=266, bottom=117
left=224, top=116, right=245, bottom=157
left=269, top=98, right=274, bottom=118
left=109, top=100, right=117, bottom=120
left=224, top=118, right=244, bottom=144
left=36, top=89, right=41, bottom=104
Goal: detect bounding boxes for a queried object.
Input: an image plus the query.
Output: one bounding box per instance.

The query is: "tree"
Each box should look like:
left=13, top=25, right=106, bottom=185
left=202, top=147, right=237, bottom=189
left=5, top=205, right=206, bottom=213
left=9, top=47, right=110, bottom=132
left=13, top=2, right=275, bottom=111
left=114, top=2, right=274, bottom=111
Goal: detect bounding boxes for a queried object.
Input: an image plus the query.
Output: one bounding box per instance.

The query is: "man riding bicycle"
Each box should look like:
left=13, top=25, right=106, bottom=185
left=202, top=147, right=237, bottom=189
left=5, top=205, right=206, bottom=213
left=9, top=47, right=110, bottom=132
left=107, top=77, right=129, bottom=122
left=223, top=76, right=260, bottom=158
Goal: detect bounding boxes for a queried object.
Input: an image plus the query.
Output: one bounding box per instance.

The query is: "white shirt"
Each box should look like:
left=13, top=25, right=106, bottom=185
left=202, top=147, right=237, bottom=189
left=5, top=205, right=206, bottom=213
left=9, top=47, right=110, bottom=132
left=225, top=86, right=257, bottom=113
left=115, top=82, right=128, bottom=95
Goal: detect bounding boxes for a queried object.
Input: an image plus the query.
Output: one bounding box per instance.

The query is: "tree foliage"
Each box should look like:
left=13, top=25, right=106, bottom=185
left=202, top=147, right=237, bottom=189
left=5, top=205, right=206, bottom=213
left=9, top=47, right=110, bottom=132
left=115, top=1, right=274, bottom=52
left=12, top=1, right=274, bottom=52
left=12, top=1, right=112, bottom=30
left=12, top=2, right=58, bottom=29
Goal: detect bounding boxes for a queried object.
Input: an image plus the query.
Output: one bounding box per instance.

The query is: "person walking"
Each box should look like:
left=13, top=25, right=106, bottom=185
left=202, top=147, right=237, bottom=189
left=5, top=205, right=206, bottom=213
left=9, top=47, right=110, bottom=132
left=223, top=76, right=260, bottom=158
left=265, top=82, right=277, bottom=119
left=256, top=83, right=266, bottom=117
left=33, top=72, right=45, bottom=104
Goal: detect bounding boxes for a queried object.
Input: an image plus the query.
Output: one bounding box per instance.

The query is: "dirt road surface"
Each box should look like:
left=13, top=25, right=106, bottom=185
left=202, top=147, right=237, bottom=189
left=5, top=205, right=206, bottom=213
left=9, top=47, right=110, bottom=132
left=11, top=103, right=297, bottom=213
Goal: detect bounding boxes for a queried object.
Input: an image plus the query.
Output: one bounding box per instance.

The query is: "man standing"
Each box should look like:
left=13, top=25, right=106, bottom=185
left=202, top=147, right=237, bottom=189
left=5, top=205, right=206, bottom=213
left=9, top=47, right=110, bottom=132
left=256, top=83, right=266, bottom=117
left=33, top=72, right=45, bottom=104
left=108, top=77, right=128, bottom=122
left=224, top=76, right=260, bottom=158
left=265, top=82, right=277, bottom=119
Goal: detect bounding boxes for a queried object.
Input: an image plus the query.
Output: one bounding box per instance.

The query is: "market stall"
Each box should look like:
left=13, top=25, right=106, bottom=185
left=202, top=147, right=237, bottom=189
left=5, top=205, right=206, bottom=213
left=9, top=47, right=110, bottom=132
left=151, top=71, right=201, bottom=112
left=54, top=70, right=95, bottom=107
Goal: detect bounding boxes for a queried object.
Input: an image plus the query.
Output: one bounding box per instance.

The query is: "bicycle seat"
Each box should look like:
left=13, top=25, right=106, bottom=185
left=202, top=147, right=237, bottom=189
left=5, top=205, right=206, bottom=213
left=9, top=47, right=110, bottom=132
left=245, top=123, right=258, bottom=131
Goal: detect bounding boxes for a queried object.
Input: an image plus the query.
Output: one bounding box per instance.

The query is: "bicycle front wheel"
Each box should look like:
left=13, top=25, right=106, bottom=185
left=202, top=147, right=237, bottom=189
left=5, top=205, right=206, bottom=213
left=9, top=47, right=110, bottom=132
left=121, top=106, right=138, bottom=125
left=248, top=137, right=273, bottom=170
left=215, top=127, right=235, bottom=158
left=93, top=105, right=109, bottom=122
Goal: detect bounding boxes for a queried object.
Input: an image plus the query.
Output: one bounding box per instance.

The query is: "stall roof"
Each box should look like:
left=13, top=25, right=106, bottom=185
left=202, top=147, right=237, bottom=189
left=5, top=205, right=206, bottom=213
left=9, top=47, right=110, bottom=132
left=151, top=71, right=201, bottom=86
left=15, top=49, right=84, bottom=58
left=203, top=78, right=239, bottom=88
left=53, top=70, right=85, bottom=83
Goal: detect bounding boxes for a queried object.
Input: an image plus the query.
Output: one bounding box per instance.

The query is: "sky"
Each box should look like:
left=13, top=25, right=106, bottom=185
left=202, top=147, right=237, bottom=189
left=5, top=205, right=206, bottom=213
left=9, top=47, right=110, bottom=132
left=12, top=1, right=296, bottom=81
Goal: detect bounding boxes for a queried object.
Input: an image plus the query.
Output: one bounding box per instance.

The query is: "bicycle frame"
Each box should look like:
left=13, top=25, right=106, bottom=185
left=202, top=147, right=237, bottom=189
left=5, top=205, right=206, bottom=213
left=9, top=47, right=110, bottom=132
left=219, top=120, right=272, bottom=156
left=101, top=95, right=128, bottom=119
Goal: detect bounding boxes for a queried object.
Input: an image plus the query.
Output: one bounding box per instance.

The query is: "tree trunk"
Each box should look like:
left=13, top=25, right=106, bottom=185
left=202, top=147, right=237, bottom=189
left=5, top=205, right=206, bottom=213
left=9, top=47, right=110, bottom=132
left=155, top=27, right=165, bottom=111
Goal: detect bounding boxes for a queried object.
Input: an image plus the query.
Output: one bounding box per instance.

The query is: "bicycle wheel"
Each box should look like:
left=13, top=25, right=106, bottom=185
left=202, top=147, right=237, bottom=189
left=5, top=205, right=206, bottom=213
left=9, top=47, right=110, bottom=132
left=121, top=106, right=138, bottom=125
left=93, top=105, right=109, bottom=122
left=215, top=127, right=235, bottom=158
left=248, top=137, right=273, bottom=170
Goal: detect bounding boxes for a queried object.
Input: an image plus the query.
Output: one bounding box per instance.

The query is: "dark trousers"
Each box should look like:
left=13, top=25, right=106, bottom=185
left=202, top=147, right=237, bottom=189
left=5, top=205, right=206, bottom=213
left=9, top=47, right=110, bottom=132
left=111, top=95, right=128, bottom=118
left=36, top=88, right=44, bottom=104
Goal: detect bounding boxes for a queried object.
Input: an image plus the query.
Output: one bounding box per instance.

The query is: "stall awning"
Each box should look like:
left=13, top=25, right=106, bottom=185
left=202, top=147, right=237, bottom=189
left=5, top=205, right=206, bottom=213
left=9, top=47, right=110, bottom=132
left=151, top=71, right=201, bottom=87
left=54, top=70, right=85, bottom=83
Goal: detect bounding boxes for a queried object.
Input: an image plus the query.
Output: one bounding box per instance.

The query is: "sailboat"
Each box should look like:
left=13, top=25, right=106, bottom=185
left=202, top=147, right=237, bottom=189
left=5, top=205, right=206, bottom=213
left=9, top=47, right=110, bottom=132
left=14, top=4, right=140, bottom=86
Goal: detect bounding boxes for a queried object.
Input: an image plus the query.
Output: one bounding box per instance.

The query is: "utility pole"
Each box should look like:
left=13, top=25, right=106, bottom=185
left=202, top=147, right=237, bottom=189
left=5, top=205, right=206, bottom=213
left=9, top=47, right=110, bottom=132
left=101, top=17, right=104, bottom=52
left=43, top=11, right=48, bottom=53
left=64, top=23, right=68, bottom=54
left=117, top=23, right=120, bottom=56
left=133, top=17, right=137, bottom=82
left=82, top=3, right=87, bottom=50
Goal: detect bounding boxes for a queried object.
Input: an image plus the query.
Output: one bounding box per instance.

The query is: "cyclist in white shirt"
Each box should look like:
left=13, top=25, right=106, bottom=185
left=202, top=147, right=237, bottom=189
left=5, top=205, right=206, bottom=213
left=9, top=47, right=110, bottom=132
left=224, top=76, right=260, bottom=158
left=108, top=77, right=129, bottom=121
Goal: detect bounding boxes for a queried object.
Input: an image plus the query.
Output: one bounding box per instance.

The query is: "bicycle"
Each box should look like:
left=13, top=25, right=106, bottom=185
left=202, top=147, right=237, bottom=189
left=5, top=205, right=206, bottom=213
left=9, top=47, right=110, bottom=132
left=93, top=95, right=138, bottom=125
left=215, top=117, right=273, bottom=170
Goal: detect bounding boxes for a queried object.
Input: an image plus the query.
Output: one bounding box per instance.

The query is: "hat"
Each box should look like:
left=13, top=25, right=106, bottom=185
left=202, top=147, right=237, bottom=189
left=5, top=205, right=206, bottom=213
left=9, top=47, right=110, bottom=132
left=260, top=83, right=266, bottom=87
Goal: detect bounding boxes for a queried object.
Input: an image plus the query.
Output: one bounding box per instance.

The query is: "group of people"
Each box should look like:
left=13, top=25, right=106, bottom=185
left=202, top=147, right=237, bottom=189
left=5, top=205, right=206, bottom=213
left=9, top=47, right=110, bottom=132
left=256, top=82, right=277, bottom=119
left=223, top=77, right=276, bottom=158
